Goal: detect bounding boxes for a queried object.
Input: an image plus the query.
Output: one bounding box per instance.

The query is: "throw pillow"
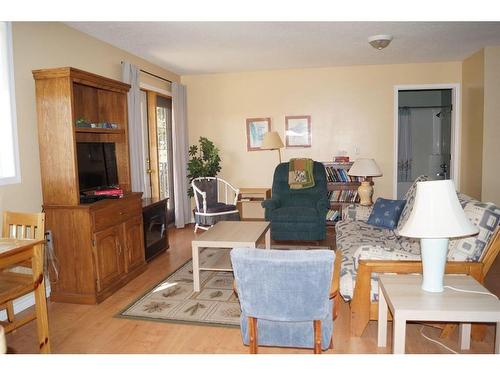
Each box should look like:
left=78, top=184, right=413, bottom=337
left=367, top=198, right=406, bottom=229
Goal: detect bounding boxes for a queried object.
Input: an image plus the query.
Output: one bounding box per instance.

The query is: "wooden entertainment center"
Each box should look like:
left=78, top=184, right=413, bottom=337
left=33, top=67, right=146, bottom=304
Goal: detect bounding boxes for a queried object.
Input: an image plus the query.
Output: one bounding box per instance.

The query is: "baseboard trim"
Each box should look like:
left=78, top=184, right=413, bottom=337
left=0, top=281, right=51, bottom=321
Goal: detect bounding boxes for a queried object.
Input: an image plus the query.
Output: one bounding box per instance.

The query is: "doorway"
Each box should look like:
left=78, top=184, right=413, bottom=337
left=394, top=85, right=460, bottom=199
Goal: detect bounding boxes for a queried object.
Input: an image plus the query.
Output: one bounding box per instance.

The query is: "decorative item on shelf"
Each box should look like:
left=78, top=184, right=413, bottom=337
left=261, top=131, right=284, bottom=163
left=333, top=155, right=350, bottom=163
left=246, top=118, right=271, bottom=151
left=347, top=158, right=382, bottom=206
left=76, top=117, right=90, bottom=128
left=398, top=180, right=478, bottom=293
left=187, top=137, right=222, bottom=197
left=285, top=115, right=311, bottom=148
left=86, top=122, right=120, bottom=129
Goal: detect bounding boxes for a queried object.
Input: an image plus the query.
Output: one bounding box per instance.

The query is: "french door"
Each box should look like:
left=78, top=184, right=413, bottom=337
left=142, top=90, right=175, bottom=223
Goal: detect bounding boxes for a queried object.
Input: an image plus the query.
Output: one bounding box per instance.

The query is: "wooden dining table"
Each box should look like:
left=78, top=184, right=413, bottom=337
left=0, top=238, right=50, bottom=353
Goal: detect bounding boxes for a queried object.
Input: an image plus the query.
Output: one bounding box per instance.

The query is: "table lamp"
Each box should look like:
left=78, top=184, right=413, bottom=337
left=347, top=158, right=382, bottom=205
left=261, top=131, right=284, bottom=163
left=398, top=180, right=478, bottom=292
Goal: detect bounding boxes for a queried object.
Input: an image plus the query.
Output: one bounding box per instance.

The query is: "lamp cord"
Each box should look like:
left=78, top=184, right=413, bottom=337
left=443, top=285, right=498, bottom=299
left=419, top=286, right=498, bottom=354
left=419, top=327, right=458, bottom=354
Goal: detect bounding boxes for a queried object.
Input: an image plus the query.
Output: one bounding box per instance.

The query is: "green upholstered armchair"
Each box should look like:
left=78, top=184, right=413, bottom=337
left=262, top=161, right=329, bottom=241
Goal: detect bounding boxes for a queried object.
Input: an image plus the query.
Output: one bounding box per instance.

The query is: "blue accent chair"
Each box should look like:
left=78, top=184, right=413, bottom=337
left=262, top=161, right=329, bottom=241
left=230, top=248, right=336, bottom=353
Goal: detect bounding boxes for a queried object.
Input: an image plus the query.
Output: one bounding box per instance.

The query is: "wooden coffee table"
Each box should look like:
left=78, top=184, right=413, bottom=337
left=191, top=221, right=271, bottom=292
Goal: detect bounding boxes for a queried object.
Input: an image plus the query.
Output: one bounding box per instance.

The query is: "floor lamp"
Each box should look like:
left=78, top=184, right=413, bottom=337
left=261, top=131, right=284, bottom=164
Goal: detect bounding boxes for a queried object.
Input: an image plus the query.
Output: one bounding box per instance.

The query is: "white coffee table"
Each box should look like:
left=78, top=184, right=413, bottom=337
left=191, top=221, right=271, bottom=292
left=377, top=274, right=500, bottom=354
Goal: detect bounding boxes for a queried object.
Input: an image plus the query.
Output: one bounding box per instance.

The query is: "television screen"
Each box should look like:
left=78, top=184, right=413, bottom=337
left=77, top=142, right=118, bottom=192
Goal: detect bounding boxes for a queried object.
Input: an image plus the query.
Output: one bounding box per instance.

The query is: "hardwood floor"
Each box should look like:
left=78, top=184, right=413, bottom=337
left=4, top=225, right=498, bottom=354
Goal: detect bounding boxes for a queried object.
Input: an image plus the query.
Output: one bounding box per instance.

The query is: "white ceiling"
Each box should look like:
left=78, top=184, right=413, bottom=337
left=66, top=22, right=500, bottom=75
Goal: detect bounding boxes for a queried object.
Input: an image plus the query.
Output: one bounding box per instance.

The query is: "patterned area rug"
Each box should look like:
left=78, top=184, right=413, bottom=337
left=118, top=248, right=241, bottom=327
left=118, top=245, right=331, bottom=327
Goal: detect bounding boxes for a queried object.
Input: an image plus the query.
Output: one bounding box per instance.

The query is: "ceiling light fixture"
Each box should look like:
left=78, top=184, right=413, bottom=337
left=368, top=34, right=393, bottom=50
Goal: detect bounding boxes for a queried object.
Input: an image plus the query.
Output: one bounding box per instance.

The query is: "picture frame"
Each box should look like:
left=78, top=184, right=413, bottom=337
left=246, top=118, right=271, bottom=151
left=285, top=115, right=311, bottom=148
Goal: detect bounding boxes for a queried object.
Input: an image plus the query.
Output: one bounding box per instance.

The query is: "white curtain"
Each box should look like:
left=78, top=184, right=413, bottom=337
left=172, top=82, right=191, bottom=228
left=122, top=61, right=146, bottom=194
left=398, top=108, right=412, bottom=182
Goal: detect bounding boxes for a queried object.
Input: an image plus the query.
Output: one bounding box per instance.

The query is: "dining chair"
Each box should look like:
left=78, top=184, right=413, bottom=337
left=0, top=211, right=45, bottom=333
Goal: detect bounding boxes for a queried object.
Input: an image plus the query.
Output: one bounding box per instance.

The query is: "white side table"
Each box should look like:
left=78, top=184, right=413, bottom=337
left=377, top=274, right=500, bottom=354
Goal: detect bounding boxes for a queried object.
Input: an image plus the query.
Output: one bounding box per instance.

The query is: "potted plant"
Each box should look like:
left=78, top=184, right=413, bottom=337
left=187, top=137, right=222, bottom=197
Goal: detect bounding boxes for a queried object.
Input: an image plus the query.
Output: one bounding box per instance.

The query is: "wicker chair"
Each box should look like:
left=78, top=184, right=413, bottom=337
left=192, top=177, right=240, bottom=233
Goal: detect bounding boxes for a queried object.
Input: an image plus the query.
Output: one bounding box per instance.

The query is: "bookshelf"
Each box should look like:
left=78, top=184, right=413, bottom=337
left=322, top=161, right=370, bottom=226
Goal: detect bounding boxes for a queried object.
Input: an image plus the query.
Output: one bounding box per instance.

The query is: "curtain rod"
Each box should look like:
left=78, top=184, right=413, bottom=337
left=140, top=68, right=172, bottom=84
left=398, top=105, right=452, bottom=109
left=121, top=61, right=172, bottom=84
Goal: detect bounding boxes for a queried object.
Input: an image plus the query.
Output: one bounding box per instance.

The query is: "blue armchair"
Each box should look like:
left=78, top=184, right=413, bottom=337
left=230, top=248, right=336, bottom=353
left=262, top=161, right=329, bottom=241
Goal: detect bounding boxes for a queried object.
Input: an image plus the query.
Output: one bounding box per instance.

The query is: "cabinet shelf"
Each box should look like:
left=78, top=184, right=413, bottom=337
left=75, top=127, right=125, bottom=134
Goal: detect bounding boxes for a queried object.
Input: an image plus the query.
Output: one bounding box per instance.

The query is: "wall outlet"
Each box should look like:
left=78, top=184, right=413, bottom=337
left=354, top=146, right=360, bottom=155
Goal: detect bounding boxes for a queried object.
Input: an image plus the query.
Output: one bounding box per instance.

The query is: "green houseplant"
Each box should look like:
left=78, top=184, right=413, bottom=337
left=187, top=137, right=222, bottom=197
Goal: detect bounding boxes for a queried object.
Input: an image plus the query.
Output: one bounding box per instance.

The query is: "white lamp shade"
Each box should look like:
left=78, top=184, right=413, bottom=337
left=348, top=158, right=382, bottom=177
left=261, top=131, right=284, bottom=150
left=398, top=180, right=479, bottom=239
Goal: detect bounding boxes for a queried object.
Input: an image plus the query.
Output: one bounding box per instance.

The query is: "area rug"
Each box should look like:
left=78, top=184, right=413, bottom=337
left=118, top=245, right=331, bottom=328
left=118, top=248, right=241, bottom=327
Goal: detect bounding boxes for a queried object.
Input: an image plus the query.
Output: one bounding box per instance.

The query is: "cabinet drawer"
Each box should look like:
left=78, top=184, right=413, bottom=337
left=93, top=199, right=141, bottom=231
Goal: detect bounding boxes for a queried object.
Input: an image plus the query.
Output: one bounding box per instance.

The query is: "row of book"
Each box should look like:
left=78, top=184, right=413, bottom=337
left=326, top=209, right=340, bottom=222
left=324, top=166, right=363, bottom=183
left=328, top=189, right=359, bottom=203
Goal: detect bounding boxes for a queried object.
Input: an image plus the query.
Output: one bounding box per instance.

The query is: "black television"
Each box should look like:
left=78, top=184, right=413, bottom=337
left=77, top=142, right=118, bottom=192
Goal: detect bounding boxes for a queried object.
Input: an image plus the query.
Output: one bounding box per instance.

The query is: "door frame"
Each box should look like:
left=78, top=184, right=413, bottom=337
left=393, top=83, right=461, bottom=199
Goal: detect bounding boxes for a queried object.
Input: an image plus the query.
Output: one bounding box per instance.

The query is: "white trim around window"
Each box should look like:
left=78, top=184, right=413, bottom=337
left=0, top=21, right=21, bottom=186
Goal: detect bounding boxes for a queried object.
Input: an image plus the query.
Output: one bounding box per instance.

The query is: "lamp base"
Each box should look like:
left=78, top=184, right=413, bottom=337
left=420, top=238, right=449, bottom=292
left=358, top=181, right=373, bottom=206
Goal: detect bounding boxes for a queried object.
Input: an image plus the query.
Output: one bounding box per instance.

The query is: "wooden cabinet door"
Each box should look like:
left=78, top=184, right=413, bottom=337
left=123, top=215, right=145, bottom=272
left=93, top=225, right=124, bottom=291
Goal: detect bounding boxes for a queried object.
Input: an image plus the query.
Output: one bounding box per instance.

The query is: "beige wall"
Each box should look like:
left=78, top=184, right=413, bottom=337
left=0, top=22, right=179, bottom=215
left=182, top=62, right=462, bottom=199
left=460, top=49, right=485, bottom=200
left=482, top=46, right=500, bottom=205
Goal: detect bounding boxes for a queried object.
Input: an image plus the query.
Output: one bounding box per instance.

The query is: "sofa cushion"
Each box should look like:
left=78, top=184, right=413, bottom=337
left=396, top=175, right=429, bottom=233
left=335, top=220, right=404, bottom=301
left=204, top=202, right=237, bottom=213
left=354, top=245, right=420, bottom=301
left=448, top=200, right=500, bottom=261
left=270, top=206, right=319, bottom=223
left=367, top=198, right=406, bottom=229
left=342, top=204, right=373, bottom=222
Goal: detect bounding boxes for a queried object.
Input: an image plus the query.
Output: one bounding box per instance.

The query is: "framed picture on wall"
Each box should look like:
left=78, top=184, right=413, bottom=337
left=246, top=118, right=271, bottom=151
left=285, top=115, right=311, bottom=148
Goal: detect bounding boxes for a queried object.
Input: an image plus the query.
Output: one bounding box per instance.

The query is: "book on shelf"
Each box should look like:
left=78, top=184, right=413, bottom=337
left=326, top=209, right=340, bottom=222
left=328, top=189, right=359, bottom=203
left=324, top=165, right=362, bottom=183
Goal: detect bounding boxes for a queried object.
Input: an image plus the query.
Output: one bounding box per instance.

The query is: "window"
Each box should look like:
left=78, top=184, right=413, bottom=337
left=0, top=21, right=20, bottom=185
